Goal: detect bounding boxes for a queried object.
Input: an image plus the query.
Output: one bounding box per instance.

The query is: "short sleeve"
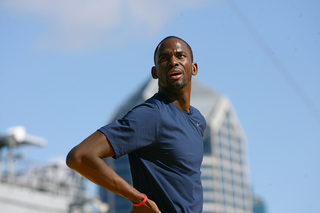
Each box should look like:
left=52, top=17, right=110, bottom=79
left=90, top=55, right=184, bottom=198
left=98, top=103, right=160, bottom=159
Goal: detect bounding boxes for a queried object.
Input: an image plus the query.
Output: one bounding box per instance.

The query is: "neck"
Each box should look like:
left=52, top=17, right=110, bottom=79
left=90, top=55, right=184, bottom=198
left=158, top=83, right=192, bottom=113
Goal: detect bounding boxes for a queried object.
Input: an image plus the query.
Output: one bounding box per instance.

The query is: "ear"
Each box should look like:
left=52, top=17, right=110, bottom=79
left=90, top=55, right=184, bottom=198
left=191, top=62, right=198, bottom=76
left=151, top=66, right=158, bottom=79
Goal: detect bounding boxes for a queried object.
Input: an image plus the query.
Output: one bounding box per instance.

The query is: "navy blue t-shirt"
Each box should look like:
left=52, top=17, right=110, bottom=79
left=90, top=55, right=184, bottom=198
left=99, top=93, right=206, bottom=212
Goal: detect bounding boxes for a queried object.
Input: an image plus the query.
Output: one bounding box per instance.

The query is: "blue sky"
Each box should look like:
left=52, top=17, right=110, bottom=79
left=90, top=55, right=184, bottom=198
left=1, top=0, right=319, bottom=212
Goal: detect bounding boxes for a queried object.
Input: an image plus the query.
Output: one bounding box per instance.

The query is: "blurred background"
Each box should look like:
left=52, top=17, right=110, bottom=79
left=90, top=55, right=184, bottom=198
left=0, top=0, right=319, bottom=212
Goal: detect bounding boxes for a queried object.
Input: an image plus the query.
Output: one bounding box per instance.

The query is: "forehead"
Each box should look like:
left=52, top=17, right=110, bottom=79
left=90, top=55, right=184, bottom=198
left=157, top=38, right=190, bottom=55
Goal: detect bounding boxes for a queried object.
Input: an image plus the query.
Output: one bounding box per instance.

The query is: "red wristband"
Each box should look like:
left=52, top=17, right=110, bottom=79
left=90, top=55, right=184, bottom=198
left=132, top=193, right=148, bottom=207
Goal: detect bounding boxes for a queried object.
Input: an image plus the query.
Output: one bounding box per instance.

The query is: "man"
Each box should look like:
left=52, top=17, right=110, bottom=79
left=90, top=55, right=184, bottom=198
left=66, top=36, right=206, bottom=212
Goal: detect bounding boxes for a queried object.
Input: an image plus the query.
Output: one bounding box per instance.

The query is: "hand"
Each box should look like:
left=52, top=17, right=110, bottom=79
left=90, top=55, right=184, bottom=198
left=130, top=199, right=161, bottom=213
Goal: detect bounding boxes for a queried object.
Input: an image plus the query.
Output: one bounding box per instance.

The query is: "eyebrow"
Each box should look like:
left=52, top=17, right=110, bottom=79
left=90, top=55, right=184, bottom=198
left=176, top=50, right=187, bottom=55
left=158, top=50, right=187, bottom=59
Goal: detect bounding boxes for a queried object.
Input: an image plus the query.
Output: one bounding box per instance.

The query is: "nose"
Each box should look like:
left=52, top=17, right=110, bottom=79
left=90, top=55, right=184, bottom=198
left=168, top=55, right=179, bottom=67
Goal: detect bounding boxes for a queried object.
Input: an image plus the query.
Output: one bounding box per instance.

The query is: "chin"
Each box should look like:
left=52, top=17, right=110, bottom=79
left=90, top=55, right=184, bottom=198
left=168, top=81, right=187, bottom=90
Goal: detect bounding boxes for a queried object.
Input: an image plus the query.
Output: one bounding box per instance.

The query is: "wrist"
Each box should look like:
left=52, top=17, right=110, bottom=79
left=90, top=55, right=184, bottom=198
left=132, top=193, right=148, bottom=207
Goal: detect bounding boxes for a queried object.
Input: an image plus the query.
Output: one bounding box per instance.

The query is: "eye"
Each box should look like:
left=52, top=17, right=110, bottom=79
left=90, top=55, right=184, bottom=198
left=159, top=56, right=168, bottom=62
left=176, top=52, right=186, bottom=58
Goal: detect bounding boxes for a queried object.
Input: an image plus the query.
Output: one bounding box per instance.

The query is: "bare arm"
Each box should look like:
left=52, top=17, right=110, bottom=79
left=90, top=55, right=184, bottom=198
left=66, top=131, right=160, bottom=212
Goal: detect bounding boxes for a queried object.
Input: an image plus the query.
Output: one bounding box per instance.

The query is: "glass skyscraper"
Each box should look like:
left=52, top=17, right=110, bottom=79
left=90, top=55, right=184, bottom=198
left=99, top=78, right=253, bottom=213
left=253, top=197, right=266, bottom=213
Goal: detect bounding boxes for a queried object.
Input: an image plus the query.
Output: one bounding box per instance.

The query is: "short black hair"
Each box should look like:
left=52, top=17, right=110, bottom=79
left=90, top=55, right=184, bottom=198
left=153, top=36, right=193, bottom=65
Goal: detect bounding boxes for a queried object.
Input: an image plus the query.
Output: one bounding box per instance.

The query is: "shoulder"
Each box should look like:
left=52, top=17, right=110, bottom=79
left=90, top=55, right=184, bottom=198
left=190, top=106, right=205, bottom=120
left=132, top=93, right=167, bottom=112
left=144, top=93, right=167, bottom=106
left=190, top=106, right=206, bottom=129
left=124, top=94, right=164, bottom=120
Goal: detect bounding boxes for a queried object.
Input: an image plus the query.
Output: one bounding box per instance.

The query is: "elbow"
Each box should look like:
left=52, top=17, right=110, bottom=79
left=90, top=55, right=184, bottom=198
left=66, top=147, right=83, bottom=170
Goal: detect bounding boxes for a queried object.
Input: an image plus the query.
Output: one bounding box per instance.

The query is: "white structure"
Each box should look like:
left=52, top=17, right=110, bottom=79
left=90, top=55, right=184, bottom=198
left=0, top=127, right=107, bottom=213
left=191, top=84, right=253, bottom=213
left=100, top=78, right=253, bottom=213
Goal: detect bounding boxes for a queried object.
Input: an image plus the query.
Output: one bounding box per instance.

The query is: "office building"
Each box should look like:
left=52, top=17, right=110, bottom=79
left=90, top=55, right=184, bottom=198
left=253, top=196, right=266, bottom=213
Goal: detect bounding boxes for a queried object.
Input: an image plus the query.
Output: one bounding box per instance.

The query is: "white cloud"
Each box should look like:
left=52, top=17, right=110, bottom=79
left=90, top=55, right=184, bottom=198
left=2, top=0, right=210, bottom=52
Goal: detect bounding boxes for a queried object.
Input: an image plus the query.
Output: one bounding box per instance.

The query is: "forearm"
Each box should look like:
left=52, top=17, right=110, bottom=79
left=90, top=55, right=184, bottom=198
left=69, top=154, right=142, bottom=203
left=66, top=131, right=161, bottom=212
left=66, top=131, right=144, bottom=204
left=68, top=155, right=161, bottom=212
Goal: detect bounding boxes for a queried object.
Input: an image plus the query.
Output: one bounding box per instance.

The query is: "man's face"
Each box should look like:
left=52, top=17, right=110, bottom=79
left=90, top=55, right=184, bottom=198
left=152, top=38, right=197, bottom=91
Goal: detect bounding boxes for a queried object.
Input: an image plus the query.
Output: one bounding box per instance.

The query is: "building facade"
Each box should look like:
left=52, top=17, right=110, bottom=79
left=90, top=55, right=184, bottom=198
left=99, top=78, right=253, bottom=213
left=0, top=126, right=101, bottom=213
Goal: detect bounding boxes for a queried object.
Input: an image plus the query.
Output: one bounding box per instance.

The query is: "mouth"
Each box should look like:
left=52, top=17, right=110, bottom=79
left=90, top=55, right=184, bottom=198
left=167, top=70, right=182, bottom=79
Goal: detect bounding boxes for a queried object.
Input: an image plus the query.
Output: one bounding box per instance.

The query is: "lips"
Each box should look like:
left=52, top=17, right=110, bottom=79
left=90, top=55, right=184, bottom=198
left=167, top=69, right=182, bottom=79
